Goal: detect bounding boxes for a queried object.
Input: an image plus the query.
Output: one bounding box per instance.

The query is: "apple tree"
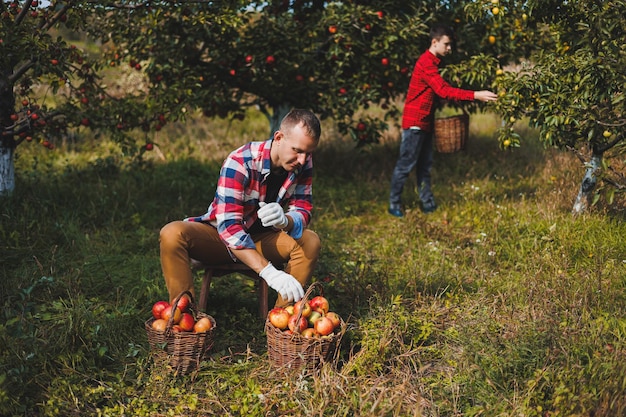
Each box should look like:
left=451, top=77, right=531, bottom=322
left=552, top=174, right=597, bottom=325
left=1, top=0, right=533, bottom=196
left=482, top=0, right=626, bottom=213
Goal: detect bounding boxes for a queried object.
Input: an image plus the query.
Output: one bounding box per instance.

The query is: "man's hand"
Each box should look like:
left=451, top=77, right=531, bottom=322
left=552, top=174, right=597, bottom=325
left=474, top=90, right=498, bottom=102
left=258, top=202, right=289, bottom=229
left=259, top=262, right=304, bottom=302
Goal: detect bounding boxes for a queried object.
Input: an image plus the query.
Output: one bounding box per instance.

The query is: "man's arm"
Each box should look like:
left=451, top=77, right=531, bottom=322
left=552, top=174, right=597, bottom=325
left=474, top=90, right=498, bottom=102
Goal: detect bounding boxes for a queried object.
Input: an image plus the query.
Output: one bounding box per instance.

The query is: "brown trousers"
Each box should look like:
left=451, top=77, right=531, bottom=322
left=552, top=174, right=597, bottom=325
left=159, top=221, right=320, bottom=307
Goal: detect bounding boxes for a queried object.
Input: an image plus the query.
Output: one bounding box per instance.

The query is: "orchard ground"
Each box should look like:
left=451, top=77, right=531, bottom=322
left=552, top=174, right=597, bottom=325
left=1, top=108, right=625, bottom=416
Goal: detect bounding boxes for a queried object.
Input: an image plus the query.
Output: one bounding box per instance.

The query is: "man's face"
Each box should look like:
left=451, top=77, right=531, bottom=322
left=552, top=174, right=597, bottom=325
left=272, top=123, right=318, bottom=172
left=432, top=35, right=453, bottom=57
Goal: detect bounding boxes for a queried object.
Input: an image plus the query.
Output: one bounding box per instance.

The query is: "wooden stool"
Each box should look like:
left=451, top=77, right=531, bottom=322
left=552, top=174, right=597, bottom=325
left=191, top=260, right=269, bottom=319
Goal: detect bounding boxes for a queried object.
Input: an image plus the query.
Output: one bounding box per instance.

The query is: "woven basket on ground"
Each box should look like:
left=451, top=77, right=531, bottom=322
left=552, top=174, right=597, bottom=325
left=145, top=290, right=216, bottom=374
left=434, top=113, right=469, bottom=153
left=265, top=282, right=346, bottom=373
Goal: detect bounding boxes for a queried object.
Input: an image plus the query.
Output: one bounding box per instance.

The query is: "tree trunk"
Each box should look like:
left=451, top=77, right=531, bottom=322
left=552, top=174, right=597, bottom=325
left=572, top=152, right=603, bottom=215
left=0, top=144, right=15, bottom=196
left=264, top=103, right=292, bottom=138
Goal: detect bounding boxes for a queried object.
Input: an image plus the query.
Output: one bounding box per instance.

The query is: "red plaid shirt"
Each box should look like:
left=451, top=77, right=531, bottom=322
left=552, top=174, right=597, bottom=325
left=185, top=139, right=313, bottom=250
left=401, top=50, right=475, bottom=132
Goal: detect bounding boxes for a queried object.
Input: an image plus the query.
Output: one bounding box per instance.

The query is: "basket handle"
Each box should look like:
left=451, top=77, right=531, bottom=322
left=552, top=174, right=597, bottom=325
left=292, top=282, right=324, bottom=335
left=164, top=290, right=195, bottom=334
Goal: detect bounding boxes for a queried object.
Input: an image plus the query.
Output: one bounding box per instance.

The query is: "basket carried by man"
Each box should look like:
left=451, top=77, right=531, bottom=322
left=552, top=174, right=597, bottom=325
left=434, top=112, right=469, bottom=153
left=145, top=290, right=217, bottom=374
left=265, top=282, right=346, bottom=373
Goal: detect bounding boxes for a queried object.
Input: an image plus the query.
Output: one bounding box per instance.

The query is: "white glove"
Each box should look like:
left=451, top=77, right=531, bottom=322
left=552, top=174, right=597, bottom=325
left=259, top=262, right=304, bottom=303
left=258, top=202, right=289, bottom=229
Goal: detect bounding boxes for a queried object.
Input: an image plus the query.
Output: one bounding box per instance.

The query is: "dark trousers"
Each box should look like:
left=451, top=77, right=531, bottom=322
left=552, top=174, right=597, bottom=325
left=389, top=128, right=434, bottom=207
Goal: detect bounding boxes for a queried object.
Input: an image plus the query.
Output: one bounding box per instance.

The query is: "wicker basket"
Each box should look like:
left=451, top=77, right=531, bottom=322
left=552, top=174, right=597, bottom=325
left=265, top=282, right=346, bottom=372
left=145, top=291, right=217, bottom=374
left=434, top=113, right=469, bottom=153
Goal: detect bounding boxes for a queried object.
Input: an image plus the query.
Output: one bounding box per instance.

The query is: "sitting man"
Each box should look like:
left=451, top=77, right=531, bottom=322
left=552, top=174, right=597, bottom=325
left=159, top=108, right=322, bottom=308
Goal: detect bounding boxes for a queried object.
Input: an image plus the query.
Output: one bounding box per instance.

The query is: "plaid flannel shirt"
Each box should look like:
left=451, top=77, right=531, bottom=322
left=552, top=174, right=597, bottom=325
left=401, top=50, right=475, bottom=132
left=185, top=138, right=313, bottom=250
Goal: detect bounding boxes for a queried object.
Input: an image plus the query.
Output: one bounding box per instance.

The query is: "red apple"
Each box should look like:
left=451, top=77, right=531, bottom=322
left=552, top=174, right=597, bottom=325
left=245, top=55, right=253, bottom=64
left=314, top=316, right=335, bottom=336
left=381, top=57, right=389, bottom=66
left=161, top=305, right=182, bottom=324
left=178, top=313, right=195, bottom=331
left=288, top=314, right=308, bottom=333
left=265, top=55, right=275, bottom=65
left=328, top=25, right=337, bottom=34
left=326, top=312, right=341, bottom=329
left=309, top=295, right=330, bottom=314
left=376, top=10, right=384, bottom=19
left=293, top=300, right=312, bottom=319
left=268, top=307, right=291, bottom=330
left=152, top=300, right=170, bottom=319
left=176, top=295, right=191, bottom=312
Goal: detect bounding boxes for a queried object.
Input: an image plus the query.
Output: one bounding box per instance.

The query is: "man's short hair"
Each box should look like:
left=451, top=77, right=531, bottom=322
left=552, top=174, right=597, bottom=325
left=281, top=109, right=322, bottom=142
left=429, top=24, right=455, bottom=41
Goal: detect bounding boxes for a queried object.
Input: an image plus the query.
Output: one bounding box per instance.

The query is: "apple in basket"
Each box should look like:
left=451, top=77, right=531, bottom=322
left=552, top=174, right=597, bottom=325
left=309, top=295, right=329, bottom=314
left=176, top=295, right=191, bottom=313
left=293, top=299, right=312, bottom=318
left=152, top=318, right=167, bottom=332
left=178, top=313, right=196, bottom=332
left=314, top=316, right=336, bottom=336
left=326, top=312, right=341, bottom=329
left=268, top=307, right=291, bottom=330
left=161, top=305, right=182, bottom=324
left=193, top=317, right=213, bottom=333
left=152, top=300, right=170, bottom=320
left=288, top=314, right=308, bottom=333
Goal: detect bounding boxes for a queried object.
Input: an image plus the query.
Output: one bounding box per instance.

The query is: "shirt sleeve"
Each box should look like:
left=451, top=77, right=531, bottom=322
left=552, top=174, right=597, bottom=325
left=422, top=59, right=475, bottom=102
left=281, top=158, right=314, bottom=240
left=212, top=154, right=258, bottom=250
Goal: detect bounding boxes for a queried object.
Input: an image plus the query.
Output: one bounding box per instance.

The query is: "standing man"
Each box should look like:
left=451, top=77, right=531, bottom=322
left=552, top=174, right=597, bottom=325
left=388, top=24, right=498, bottom=217
left=160, top=109, right=322, bottom=308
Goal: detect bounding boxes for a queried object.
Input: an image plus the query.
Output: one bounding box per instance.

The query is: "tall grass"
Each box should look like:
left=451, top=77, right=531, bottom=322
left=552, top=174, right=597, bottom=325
left=1, top=108, right=625, bottom=416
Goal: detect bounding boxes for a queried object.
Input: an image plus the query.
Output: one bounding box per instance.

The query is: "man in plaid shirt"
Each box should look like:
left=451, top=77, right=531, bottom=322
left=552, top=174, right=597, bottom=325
left=160, top=109, right=322, bottom=307
left=389, top=24, right=498, bottom=217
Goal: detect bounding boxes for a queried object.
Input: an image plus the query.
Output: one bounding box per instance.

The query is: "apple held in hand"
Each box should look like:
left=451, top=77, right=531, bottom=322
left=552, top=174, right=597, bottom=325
left=309, top=296, right=329, bottom=314
left=152, top=301, right=170, bottom=319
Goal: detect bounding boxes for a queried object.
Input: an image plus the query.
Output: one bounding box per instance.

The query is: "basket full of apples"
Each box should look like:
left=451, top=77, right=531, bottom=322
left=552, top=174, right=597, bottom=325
left=145, top=290, right=216, bottom=374
left=265, top=282, right=346, bottom=372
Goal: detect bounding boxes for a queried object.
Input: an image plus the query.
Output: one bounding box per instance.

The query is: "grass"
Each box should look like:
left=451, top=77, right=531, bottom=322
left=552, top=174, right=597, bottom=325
left=1, top=108, right=625, bottom=416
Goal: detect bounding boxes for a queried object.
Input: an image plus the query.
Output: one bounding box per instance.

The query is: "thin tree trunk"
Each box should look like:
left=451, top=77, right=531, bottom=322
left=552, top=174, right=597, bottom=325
left=260, top=103, right=292, bottom=138
left=572, top=152, right=603, bottom=215
left=0, top=144, right=15, bottom=196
